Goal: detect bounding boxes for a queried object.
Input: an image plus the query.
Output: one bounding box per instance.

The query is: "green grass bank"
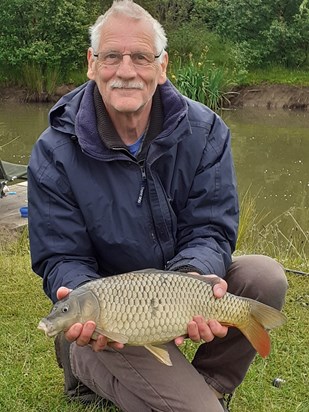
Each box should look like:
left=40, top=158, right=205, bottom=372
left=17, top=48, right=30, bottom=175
left=1, top=206, right=308, bottom=412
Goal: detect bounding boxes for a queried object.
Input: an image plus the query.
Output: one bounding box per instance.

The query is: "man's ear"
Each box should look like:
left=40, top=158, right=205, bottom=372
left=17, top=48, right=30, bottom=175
left=158, top=52, right=169, bottom=85
left=87, top=48, right=96, bottom=80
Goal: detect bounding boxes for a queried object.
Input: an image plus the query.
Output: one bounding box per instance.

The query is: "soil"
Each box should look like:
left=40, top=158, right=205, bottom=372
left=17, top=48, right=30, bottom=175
left=227, top=84, right=309, bottom=110
left=0, top=84, right=76, bottom=104
left=1, top=83, right=309, bottom=110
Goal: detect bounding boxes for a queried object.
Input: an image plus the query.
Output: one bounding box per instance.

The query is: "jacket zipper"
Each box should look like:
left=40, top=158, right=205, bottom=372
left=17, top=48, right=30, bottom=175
left=137, top=165, right=146, bottom=206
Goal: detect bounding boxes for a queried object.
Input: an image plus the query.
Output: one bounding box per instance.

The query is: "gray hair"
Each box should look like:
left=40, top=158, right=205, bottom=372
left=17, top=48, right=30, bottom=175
left=89, top=0, right=167, bottom=62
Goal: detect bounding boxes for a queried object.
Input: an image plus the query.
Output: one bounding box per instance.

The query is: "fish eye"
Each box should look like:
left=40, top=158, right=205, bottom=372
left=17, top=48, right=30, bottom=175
left=62, top=305, right=69, bottom=313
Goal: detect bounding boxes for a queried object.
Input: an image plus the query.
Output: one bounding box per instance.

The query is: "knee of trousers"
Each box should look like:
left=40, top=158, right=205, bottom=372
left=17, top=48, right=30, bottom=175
left=227, top=254, right=288, bottom=310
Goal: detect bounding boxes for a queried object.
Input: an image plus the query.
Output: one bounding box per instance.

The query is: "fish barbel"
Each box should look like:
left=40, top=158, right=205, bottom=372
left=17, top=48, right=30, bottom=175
left=38, top=270, right=286, bottom=366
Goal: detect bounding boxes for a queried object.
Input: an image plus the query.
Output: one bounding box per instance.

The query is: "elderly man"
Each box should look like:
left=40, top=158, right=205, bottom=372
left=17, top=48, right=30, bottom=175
left=28, top=1, right=287, bottom=411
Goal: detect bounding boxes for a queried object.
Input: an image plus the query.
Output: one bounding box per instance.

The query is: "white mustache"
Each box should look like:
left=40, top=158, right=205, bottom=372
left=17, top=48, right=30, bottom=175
left=109, top=80, right=144, bottom=90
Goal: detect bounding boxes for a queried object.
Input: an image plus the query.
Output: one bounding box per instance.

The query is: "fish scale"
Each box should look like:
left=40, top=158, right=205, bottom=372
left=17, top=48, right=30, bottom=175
left=87, top=272, right=253, bottom=342
left=38, top=269, right=286, bottom=366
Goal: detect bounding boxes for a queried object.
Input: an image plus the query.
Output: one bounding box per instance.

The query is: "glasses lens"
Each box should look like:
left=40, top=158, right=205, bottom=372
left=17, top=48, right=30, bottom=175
left=131, top=52, right=155, bottom=66
left=96, top=51, right=158, bottom=66
left=100, top=52, right=122, bottom=65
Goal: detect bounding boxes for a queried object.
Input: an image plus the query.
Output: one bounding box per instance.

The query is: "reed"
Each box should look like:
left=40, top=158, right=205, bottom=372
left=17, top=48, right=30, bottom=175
left=236, top=189, right=308, bottom=271
left=236, top=187, right=270, bottom=253
left=20, top=63, right=61, bottom=98
left=169, top=53, right=234, bottom=111
left=21, top=63, right=44, bottom=96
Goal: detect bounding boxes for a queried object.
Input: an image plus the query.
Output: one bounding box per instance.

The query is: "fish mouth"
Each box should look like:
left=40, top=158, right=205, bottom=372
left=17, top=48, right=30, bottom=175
left=37, top=320, right=58, bottom=338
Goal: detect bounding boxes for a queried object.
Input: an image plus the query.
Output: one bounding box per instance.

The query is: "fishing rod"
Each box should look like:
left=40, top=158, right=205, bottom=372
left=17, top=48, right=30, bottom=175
left=284, top=268, right=309, bottom=276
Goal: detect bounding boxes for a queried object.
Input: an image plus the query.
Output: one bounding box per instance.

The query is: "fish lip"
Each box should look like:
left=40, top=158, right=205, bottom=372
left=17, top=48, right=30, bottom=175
left=37, top=320, right=58, bottom=337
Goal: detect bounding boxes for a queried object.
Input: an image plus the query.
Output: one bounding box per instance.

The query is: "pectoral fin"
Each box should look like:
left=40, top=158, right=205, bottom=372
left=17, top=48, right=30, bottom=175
left=93, top=327, right=128, bottom=344
left=144, top=344, right=172, bottom=366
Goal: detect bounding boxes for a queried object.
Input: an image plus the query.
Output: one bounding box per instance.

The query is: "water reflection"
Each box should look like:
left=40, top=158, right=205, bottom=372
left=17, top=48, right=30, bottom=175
left=0, top=102, right=51, bottom=164
left=223, top=108, right=308, bottom=222
left=0, top=102, right=308, bottom=226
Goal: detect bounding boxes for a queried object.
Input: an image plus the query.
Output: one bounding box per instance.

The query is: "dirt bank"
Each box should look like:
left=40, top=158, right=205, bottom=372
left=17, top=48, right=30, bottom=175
left=1, top=83, right=308, bottom=110
left=228, top=84, right=309, bottom=110
left=0, top=84, right=75, bottom=104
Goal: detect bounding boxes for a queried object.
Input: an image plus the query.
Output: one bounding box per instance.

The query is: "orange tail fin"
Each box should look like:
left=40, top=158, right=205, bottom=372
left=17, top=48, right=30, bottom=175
left=238, top=300, right=286, bottom=358
left=239, top=317, right=271, bottom=358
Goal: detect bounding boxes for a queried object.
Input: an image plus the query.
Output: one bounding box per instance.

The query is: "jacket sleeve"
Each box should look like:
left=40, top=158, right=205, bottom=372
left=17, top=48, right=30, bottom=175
left=166, top=114, right=239, bottom=278
left=28, top=133, right=101, bottom=303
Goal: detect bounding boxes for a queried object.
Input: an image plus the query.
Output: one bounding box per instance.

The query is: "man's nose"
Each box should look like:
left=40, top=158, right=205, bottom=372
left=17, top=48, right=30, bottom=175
left=115, top=55, right=137, bottom=77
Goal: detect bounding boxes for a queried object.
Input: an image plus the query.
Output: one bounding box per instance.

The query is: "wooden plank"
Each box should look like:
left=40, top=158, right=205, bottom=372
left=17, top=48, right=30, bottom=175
left=0, top=182, right=28, bottom=230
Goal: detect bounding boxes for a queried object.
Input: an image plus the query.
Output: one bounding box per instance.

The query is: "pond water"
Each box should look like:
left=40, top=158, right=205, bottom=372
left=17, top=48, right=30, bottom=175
left=0, top=101, right=308, bottom=229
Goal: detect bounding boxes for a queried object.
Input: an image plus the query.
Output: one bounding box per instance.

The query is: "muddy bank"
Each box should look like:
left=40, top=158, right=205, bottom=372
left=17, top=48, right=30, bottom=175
left=228, top=84, right=309, bottom=110
left=0, top=84, right=76, bottom=104
left=1, top=83, right=308, bottom=110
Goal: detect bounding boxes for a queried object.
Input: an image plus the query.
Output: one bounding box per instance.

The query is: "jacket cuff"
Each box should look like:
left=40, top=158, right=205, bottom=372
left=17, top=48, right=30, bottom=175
left=173, top=265, right=205, bottom=275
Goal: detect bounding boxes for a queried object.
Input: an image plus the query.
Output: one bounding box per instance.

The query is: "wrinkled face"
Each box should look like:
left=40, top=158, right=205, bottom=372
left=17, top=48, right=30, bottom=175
left=87, top=15, right=168, bottom=116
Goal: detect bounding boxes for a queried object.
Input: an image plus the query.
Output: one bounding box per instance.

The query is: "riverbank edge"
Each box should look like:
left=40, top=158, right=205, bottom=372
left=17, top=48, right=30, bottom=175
left=1, top=83, right=309, bottom=110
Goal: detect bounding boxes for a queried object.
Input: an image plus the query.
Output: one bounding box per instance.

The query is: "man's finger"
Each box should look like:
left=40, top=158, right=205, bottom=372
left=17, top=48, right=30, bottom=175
left=174, top=336, right=185, bottom=346
left=213, top=282, right=226, bottom=298
left=57, top=286, right=72, bottom=300
left=193, top=316, right=215, bottom=342
left=75, top=321, right=96, bottom=346
left=208, top=320, right=228, bottom=338
left=92, top=334, right=108, bottom=352
left=65, top=323, right=83, bottom=342
left=187, top=320, right=201, bottom=342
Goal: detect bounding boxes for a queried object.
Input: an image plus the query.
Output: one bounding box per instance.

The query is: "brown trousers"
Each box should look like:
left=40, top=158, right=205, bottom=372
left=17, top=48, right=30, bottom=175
left=69, top=255, right=288, bottom=412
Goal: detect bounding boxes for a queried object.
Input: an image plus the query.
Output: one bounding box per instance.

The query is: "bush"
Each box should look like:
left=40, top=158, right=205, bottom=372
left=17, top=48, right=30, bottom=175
left=0, top=0, right=90, bottom=93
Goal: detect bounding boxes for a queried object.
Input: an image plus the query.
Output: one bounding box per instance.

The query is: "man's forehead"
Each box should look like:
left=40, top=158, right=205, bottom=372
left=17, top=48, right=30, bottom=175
left=99, top=15, right=156, bottom=50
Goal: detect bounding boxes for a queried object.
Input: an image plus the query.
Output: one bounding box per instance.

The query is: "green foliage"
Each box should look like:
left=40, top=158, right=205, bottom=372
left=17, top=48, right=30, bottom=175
left=169, top=50, right=239, bottom=111
left=0, top=0, right=309, bottom=94
left=137, top=0, right=195, bottom=29
left=0, top=0, right=90, bottom=93
left=202, top=0, right=309, bottom=68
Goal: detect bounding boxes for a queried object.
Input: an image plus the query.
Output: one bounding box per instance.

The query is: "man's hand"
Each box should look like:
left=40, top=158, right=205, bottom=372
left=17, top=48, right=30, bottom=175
left=174, top=274, right=229, bottom=346
left=56, top=287, right=124, bottom=352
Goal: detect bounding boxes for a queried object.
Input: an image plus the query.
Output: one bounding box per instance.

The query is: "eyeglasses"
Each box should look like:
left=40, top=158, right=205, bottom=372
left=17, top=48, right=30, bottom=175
left=93, top=50, right=162, bottom=67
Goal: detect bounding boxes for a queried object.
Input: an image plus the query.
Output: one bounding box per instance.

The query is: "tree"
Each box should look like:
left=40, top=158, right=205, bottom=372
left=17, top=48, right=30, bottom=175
left=0, top=0, right=90, bottom=85
left=194, top=0, right=309, bottom=67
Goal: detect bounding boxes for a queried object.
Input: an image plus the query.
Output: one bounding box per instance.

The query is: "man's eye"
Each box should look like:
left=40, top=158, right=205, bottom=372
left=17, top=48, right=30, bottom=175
left=105, top=53, right=120, bottom=61
left=132, top=53, right=153, bottom=65
left=134, top=53, right=148, bottom=62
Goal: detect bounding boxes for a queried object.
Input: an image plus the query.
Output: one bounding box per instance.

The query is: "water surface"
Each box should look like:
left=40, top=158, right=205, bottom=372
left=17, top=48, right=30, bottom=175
left=0, top=102, right=308, bottom=227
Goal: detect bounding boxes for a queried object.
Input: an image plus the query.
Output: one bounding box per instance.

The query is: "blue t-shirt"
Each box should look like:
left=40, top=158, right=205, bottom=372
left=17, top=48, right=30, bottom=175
left=127, top=133, right=145, bottom=156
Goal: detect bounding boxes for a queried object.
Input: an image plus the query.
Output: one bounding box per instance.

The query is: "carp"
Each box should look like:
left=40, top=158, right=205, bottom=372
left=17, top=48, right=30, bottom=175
left=38, top=270, right=286, bottom=366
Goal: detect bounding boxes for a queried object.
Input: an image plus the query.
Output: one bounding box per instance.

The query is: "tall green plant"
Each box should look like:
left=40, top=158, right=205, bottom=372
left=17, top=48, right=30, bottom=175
left=21, top=64, right=44, bottom=96
left=170, top=53, right=234, bottom=111
left=236, top=188, right=270, bottom=253
left=236, top=188, right=309, bottom=269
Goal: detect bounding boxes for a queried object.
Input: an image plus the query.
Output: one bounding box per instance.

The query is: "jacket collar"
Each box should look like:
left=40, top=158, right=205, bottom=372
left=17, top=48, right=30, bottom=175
left=48, top=79, right=189, bottom=158
left=93, top=84, right=164, bottom=162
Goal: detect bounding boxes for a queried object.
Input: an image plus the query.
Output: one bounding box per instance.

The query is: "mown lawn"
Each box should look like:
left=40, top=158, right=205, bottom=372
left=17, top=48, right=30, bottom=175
left=0, top=231, right=308, bottom=412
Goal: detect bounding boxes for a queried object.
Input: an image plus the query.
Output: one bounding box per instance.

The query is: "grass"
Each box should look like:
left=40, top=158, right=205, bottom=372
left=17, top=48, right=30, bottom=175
left=0, top=215, right=308, bottom=412
left=241, top=66, right=309, bottom=87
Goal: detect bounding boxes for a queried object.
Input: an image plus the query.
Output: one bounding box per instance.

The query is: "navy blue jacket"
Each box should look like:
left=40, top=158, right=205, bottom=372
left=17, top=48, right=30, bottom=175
left=28, top=80, right=239, bottom=302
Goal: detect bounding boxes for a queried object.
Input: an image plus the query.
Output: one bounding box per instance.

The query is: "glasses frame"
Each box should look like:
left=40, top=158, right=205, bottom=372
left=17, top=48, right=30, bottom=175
left=93, top=50, right=163, bottom=67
